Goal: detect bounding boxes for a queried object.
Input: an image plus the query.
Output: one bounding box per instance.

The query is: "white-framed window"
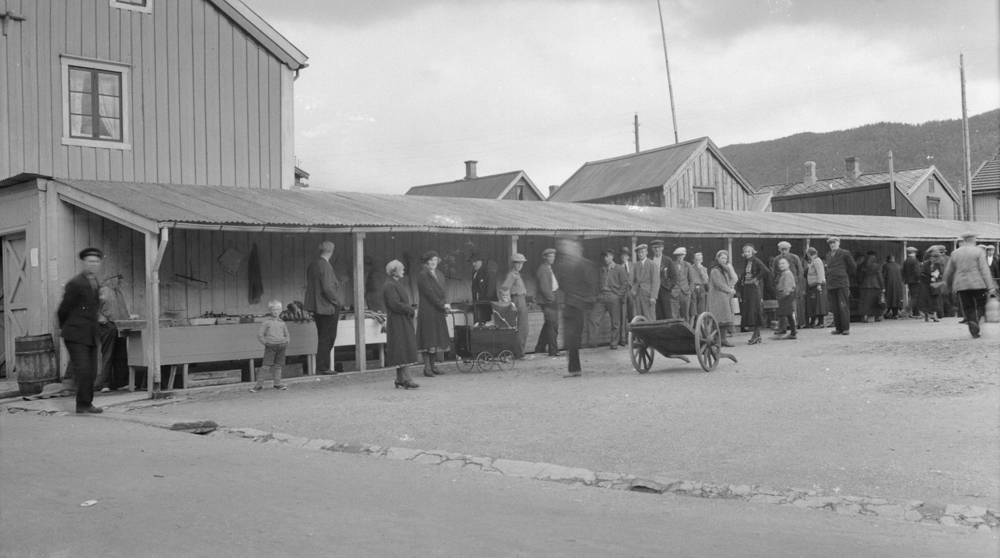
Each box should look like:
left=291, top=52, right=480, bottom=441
left=60, top=55, right=131, bottom=150
left=110, top=0, right=153, bottom=14
left=695, top=189, right=716, bottom=208
left=927, top=197, right=940, bottom=219
left=927, top=177, right=936, bottom=193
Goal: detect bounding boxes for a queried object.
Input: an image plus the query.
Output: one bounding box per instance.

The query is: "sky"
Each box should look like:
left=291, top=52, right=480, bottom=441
left=248, top=0, right=1000, bottom=195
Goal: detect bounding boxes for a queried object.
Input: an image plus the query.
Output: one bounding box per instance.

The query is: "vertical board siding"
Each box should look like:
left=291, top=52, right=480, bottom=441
left=2, top=0, right=290, bottom=188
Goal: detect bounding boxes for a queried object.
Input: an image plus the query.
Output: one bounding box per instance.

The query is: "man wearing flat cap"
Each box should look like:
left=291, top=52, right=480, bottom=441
left=770, top=241, right=803, bottom=334
left=534, top=248, right=560, bottom=356
left=469, top=251, right=497, bottom=324
left=650, top=240, right=677, bottom=320
left=824, top=237, right=856, bottom=335
left=58, top=248, right=105, bottom=413
left=943, top=232, right=999, bottom=338
left=589, top=248, right=629, bottom=350
left=619, top=247, right=635, bottom=345
left=631, top=244, right=657, bottom=320
left=902, top=246, right=922, bottom=318
left=502, top=253, right=529, bottom=358
left=670, top=247, right=695, bottom=322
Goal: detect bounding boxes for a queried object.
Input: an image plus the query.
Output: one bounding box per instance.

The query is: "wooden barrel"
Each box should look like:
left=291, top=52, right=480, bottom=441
left=16, top=334, right=59, bottom=396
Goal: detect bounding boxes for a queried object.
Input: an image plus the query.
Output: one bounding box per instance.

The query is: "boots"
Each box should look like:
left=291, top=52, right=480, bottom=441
left=720, top=328, right=734, bottom=348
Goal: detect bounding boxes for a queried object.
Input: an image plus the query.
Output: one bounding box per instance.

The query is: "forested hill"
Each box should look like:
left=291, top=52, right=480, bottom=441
left=720, top=108, right=1000, bottom=189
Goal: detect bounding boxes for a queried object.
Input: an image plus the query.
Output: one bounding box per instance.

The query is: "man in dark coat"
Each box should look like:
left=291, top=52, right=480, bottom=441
left=469, top=252, right=496, bottom=324
left=58, top=247, right=105, bottom=413
left=534, top=248, right=560, bottom=356
left=824, top=237, right=857, bottom=335
left=650, top=240, right=676, bottom=320
left=901, top=246, right=922, bottom=318
left=554, top=239, right=597, bottom=377
left=304, top=241, right=341, bottom=374
left=882, top=255, right=905, bottom=318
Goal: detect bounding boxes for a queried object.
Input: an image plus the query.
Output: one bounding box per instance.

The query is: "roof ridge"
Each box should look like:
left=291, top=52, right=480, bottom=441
left=582, top=137, right=706, bottom=166
left=407, top=170, right=523, bottom=190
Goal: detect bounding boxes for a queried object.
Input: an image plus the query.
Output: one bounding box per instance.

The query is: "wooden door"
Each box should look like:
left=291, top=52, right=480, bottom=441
left=2, top=234, right=28, bottom=378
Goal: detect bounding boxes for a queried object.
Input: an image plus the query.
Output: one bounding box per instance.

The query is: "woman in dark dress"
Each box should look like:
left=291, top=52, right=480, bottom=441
left=881, top=254, right=905, bottom=319
left=381, top=260, right=419, bottom=389
left=918, top=246, right=944, bottom=322
left=857, top=252, right=885, bottom=322
left=415, top=251, right=451, bottom=377
left=737, top=244, right=769, bottom=345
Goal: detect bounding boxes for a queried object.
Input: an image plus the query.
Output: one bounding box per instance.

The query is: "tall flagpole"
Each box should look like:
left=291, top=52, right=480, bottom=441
left=656, top=0, right=679, bottom=144
left=960, top=53, right=973, bottom=221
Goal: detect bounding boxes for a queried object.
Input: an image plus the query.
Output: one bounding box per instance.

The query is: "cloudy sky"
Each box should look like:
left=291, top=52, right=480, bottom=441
left=249, top=0, right=999, bottom=195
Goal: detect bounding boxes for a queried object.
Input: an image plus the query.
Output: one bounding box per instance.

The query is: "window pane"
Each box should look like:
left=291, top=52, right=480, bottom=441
left=70, top=92, right=92, bottom=115
left=99, top=117, right=121, bottom=140
left=696, top=191, right=715, bottom=207
left=98, top=73, right=120, bottom=96
left=70, top=69, right=92, bottom=93
left=98, top=95, right=120, bottom=118
left=71, top=115, right=93, bottom=137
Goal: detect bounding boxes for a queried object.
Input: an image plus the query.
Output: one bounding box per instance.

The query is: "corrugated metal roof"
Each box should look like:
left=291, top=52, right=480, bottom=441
left=972, top=152, right=1000, bottom=191
left=761, top=168, right=928, bottom=198
left=54, top=179, right=1000, bottom=241
left=548, top=138, right=706, bottom=203
left=405, top=171, right=523, bottom=199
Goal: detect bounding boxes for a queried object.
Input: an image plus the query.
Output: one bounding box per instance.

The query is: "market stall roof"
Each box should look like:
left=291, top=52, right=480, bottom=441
left=52, top=179, right=1000, bottom=241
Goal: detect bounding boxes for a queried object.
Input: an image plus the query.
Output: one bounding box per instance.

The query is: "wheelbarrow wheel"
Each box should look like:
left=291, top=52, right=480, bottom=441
left=627, top=316, right=654, bottom=373
left=456, top=357, right=476, bottom=373
left=496, top=350, right=515, bottom=371
left=694, top=312, right=721, bottom=372
left=475, top=351, right=493, bottom=372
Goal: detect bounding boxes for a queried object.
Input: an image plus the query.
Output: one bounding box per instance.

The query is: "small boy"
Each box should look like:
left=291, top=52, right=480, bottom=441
left=250, top=300, right=290, bottom=392
left=775, top=258, right=798, bottom=340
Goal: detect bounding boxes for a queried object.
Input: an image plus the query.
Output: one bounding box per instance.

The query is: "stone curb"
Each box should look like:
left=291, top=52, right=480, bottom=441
left=215, top=427, right=998, bottom=532
left=4, top=404, right=217, bottom=434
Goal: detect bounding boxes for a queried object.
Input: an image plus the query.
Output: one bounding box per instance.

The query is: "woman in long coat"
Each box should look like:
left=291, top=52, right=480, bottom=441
left=882, top=254, right=905, bottom=319
left=415, top=251, right=450, bottom=377
left=804, top=247, right=828, bottom=328
left=737, top=244, right=769, bottom=345
left=858, top=252, right=885, bottom=322
left=381, top=260, right=419, bottom=389
left=707, top=250, right=737, bottom=347
left=918, top=246, right=943, bottom=322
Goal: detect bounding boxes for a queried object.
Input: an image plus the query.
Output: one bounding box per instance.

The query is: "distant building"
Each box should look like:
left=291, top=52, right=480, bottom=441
left=971, top=151, right=1000, bottom=223
left=757, top=158, right=960, bottom=220
left=547, top=137, right=759, bottom=210
left=405, top=161, right=545, bottom=201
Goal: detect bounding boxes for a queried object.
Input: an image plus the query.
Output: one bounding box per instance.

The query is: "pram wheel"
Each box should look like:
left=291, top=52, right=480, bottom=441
left=456, top=357, right=475, bottom=373
left=496, top=350, right=515, bottom=371
left=475, top=351, right=493, bottom=372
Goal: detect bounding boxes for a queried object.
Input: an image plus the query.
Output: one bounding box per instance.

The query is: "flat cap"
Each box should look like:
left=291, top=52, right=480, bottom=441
left=906, top=246, right=918, bottom=253
left=79, top=247, right=104, bottom=260
left=777, top=241, right=791, bottom=249
left=673, top=247, right=687, bottom=255
left=960, top=231, right=977, bottom=240
left=649, top=240, right=665, bottom=248
left=602, top=248, right=616, bottom=257
left=510, top=253, right=527, bottom=263
left=826, top=236, right=840, bottom=244
left=420, top=251, right=439, bottom=263
left=635, top=244, right=648, bottom=252
left=541, top=248, right=556, bottom=257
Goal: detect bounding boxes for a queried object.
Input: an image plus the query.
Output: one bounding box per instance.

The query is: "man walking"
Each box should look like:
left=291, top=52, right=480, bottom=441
left=902, top=246, right=921, bottom=318
left=671, top=247, right=694, bottom=322
left=534, top=248, right=560, bottom=357
left=554, top=239, right=597, bottom=377
left=589, top=249, right=629, bottom=350
left=58, top=248, right=105, bottom=413
left=304, top=241, right=341, bottom=375
left=632, top=244, right=657, bottom=321
left=943, top=232, right=998, bottom=339
left=825, top=237, right=857, bottom=335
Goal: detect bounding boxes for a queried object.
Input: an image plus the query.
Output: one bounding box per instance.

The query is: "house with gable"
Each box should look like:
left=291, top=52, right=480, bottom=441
left=971, top=151, right=1000, bottom=223
left=406, top=161, right=546, bottom=201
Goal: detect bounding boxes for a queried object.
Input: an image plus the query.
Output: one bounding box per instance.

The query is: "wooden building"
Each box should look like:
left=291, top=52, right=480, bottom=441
left=971, top=151, right=1000, bottom=223
left=547, top=137, right=759, bottom=210
left=406, top=161, right=545, bottom=201
left=758, top=158, right=960, bottom=220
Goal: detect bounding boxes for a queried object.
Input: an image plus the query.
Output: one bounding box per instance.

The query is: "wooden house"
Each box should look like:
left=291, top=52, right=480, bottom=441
left=405, top=161, right=545, bottom=201
left=758, top=158, right=960, bottom=220
left=547, top=137, right=759, bottom=210
left=971, top=151, right=1000, bottom=223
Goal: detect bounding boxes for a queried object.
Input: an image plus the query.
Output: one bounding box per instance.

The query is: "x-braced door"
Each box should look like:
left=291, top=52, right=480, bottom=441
left=2, top=234, right=29, bottom=378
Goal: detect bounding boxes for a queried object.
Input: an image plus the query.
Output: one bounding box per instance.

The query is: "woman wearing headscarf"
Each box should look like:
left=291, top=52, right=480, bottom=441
left=500, top=253, right=529, bottom=359
left=918, top=246, right=944, bottom=322
left=707, top=250, right=738, bottom=347
left=415, top=251, right=450, bottom=377
left=737, top=244, right=769, bottom=345
left=803, top=247, right=828, bottom=328
left=381, top=260, right=419, bottom=389
left=881, top=254, right=905, bottom=319
left=858, top=251, right=885, bottom=322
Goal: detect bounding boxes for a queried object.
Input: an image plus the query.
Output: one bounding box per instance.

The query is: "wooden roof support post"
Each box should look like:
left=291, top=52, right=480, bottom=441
left=726, top=238, right=733, bottom=260
left=509, top=235, right=519, bottom=260
left=353, top=232, right=366, bottom=373
left=144, top=228, right=168, bottom=396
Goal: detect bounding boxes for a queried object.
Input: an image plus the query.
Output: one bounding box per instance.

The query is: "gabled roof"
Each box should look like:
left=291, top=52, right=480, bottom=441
left=206, top=0, right=308, bottom=70
left=42, top=179, right=1000, bottom=242
left=759, top=166, right=960, bottom=206
left=972, top=151, right=1000, bottom=192
left=405, top=171, right=544, bottom=200
left=548, top=137, right=755, bottom=203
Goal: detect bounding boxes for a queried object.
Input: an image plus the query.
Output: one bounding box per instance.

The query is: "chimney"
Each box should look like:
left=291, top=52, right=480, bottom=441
left=845, top=157, right=860, bottom=179
left=804, top=161, right=817, bottom=187
left=464, top=160, right=478, bottom=180
left=548, top=185, right=559, bottom=198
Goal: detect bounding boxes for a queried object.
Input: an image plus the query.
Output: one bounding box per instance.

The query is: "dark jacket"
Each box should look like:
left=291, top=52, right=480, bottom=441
left=554, top=255, right=597, bottom=310
left=57, top=272, right=101, bottom=346
left=825, top=248, right=857, bottom=290
left=902, top=256, right=922, bottom=285
left=471, top=262, right=497, bottom=304
left=736, top=256, right=769, bottom=302
left=415, top=268, right=450, bottom=350
left=381, top=278, right=418, bottom=367
left=535, top=262, right=557, bottom=305
left=304, top=257, right=341, bottom=315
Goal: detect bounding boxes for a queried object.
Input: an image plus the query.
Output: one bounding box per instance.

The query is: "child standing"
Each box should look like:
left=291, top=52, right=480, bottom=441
left=775, top=258, right=798, bottom=340
left=250, top=300, right=290, bottom=392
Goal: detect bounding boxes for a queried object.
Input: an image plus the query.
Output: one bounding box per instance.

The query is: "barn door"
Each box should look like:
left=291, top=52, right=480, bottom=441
left=2, top=234, right=29, bottom=378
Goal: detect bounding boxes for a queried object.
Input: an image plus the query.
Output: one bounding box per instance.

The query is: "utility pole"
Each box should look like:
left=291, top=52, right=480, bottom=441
left=634, top=113, right=640, bottom=153
left=960, top=53, right=973, bottom=221
left=656, top=0, right=679, bottom=144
